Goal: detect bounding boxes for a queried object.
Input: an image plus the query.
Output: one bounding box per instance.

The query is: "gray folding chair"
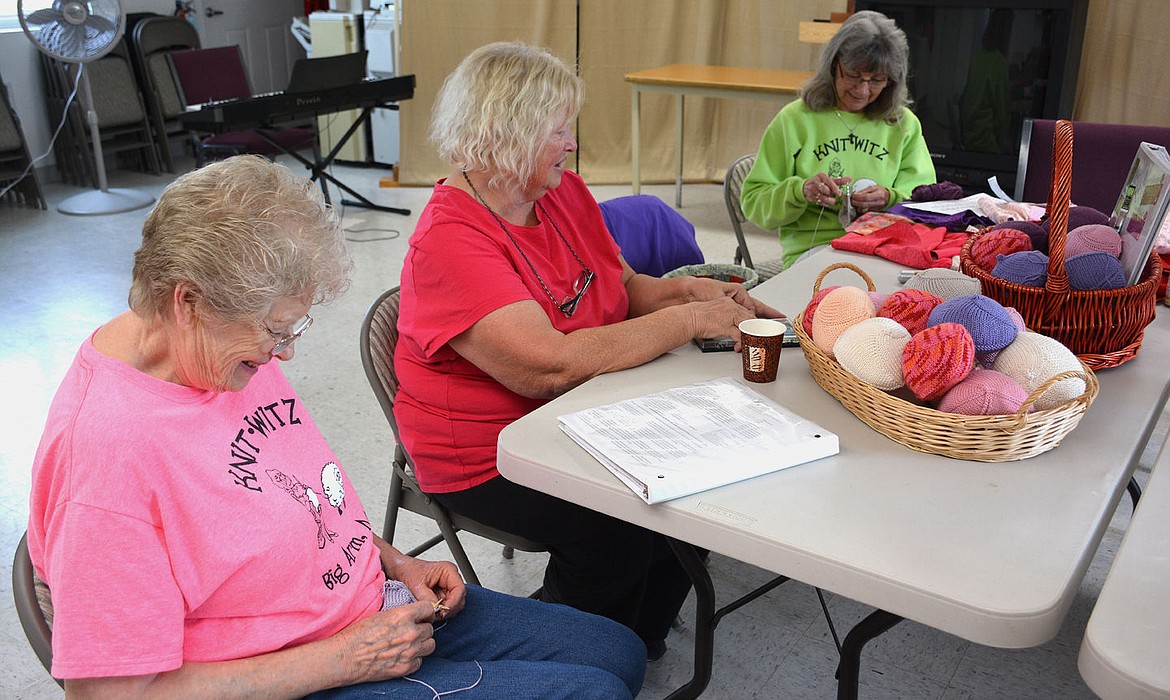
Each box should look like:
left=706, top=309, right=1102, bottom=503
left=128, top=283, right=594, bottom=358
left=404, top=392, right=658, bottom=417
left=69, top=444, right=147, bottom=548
left=724, top=153, right=786, bottom=281
left=13, top=531, right=61, bottom=688
left=359, top=286, right=547, bottom=587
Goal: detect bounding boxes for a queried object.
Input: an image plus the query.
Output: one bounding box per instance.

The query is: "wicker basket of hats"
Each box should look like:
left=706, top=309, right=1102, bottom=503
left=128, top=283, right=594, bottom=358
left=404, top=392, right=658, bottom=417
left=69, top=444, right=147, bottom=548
left=794, top=262, right=1098, bottom=462
left=959, top=119, right=1161, bottom=370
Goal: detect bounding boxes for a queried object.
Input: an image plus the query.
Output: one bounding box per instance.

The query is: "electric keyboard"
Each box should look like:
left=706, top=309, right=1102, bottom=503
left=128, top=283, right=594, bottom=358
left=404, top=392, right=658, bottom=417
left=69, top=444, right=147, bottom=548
left=178, top=75, right=415, bottom=133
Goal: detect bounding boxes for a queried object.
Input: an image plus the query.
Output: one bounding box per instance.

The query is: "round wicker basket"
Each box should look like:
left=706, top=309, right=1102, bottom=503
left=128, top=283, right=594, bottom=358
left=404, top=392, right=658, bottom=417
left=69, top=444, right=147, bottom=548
left=796, top=262, right=1099, bottom=462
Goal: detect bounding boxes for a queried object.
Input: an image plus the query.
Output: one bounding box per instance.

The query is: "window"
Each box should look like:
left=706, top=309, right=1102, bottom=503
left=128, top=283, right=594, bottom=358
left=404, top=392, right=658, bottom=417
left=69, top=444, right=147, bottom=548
left=1, top=1, right=20, bottom=32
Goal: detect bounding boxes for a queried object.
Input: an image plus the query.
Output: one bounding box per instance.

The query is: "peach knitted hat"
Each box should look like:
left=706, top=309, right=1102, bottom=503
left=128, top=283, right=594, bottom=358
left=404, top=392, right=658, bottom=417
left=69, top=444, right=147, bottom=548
left=811, top=286, right=876, bottom=358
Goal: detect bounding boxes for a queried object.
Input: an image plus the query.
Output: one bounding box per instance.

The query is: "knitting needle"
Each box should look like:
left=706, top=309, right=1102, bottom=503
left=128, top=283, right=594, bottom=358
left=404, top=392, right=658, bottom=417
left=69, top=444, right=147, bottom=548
left=432, top=596, right=449, bottom=616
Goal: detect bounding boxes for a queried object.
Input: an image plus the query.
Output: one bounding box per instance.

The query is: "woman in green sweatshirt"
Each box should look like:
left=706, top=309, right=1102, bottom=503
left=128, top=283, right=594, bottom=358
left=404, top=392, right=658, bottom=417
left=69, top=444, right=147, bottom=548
left=742, top=10, right=936, bottom=268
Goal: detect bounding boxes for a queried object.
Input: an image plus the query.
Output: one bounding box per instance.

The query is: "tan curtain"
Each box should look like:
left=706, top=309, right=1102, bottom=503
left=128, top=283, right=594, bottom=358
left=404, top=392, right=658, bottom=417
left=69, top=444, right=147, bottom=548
left=1074, top=0, right=1170, bottom=127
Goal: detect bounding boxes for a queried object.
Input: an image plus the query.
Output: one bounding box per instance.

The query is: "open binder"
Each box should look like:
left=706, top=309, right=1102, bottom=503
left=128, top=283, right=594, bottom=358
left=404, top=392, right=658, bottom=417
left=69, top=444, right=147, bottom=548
left=1112, top=142, right=1170, bottom=286
left=557, top=378, right=839, bottom=504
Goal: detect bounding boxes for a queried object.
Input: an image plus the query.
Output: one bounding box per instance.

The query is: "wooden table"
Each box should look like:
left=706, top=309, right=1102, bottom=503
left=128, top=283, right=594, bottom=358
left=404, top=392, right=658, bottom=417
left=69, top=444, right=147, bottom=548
left=625, top=64, right=810, bottom=207
left=498, top=247, right=1170, bottom=699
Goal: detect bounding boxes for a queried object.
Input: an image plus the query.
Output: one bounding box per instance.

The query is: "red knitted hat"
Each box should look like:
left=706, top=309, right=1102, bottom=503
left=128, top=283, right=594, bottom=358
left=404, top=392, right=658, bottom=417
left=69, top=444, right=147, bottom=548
left=969, top=228, right=1032, bottom=270
left=802, top=285, right=841, bottom=335
left=878, top=288, right=944, bottom=336
left=902, top=322, right=976, bottom=402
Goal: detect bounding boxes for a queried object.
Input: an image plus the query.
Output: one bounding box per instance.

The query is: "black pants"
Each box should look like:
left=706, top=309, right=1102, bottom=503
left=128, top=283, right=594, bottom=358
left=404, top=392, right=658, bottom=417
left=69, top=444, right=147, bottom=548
left=436, top=474, right=693, bottom=644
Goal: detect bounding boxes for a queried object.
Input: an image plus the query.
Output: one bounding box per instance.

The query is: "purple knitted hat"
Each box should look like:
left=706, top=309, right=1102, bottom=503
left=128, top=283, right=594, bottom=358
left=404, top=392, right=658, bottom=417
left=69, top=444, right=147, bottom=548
left=1066, top=224, right=1123, bottom=258
left=937, top=368, right=1031, bottom=415
left=992, top=250, right=1049, bottom=287
left=927, top=294, right=1019, bottom=353
left=878, top=288, right=944, bottom=336
left=1066, top=251, right=1127, bottom=290
left=902, top=323, right=976, bottom=402
left=970, top=228, right=1033, bottom=270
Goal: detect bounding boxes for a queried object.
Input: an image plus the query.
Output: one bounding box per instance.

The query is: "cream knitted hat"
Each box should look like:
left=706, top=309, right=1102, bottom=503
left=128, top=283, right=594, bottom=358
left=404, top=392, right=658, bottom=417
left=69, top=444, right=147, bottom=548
left=834, top=317, right=912, bottom=390
left=904, top=268, right=982, bottom=300
left=991, top=331, right=1085, bottom=410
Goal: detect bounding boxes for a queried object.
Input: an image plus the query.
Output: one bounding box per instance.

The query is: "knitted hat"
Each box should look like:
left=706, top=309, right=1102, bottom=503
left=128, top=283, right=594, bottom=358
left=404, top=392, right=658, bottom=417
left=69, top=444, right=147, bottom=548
left=903, top=268, right=982, bottom=300
left=834, top=317, right=911, bottom=390
left=1066, top=224, right=1123, bottom=258
left=992, top=250, right=1049, bottom=287
left=969, top=228, right=1032, bottom=270
left=937, top=368, right=1031, bottom=416
left=927, top=294, right=1019, bottom=353
left=901, top=322, right=976, bottom=402
left=802, top=285, right=841, bottom=335
left=811, top=286, right=876, bottom=358
left=878, top=288, right=944, bottom=335
left=1066, top=251, right=1127, bottom=290
left=868, top=291, right=891, bottom=314
left=1004, top=306, right=1027, bottom=331
left=991, top=220, right=1047, bottom=254
left=991, top=331, right=1086, bottom=410
left=1066, top=205, right=1110, bottom=229
left=911, top=181, right=965, bottom=201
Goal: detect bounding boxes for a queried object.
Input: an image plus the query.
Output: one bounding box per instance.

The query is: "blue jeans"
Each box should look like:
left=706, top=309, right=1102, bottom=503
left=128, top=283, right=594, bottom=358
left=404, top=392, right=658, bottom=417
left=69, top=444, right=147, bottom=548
left=304, top=585, right=646, bottom=699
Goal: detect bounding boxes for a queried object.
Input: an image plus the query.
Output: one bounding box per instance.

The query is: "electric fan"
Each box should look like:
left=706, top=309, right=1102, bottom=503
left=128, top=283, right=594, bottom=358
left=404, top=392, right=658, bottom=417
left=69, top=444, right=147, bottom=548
left=19, top=0, right=154, bottom=215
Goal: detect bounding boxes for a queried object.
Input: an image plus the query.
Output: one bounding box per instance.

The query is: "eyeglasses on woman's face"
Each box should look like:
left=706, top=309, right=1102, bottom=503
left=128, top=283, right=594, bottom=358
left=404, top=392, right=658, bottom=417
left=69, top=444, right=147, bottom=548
left=262, top=314, right=313, bottom=356
left=837, top=65, right=889, bottom=90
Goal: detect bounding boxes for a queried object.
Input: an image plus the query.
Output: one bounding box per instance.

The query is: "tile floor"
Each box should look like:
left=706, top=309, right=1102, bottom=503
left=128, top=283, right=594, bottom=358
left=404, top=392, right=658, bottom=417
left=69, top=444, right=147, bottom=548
left=0, top=157, right=1160, bottom=699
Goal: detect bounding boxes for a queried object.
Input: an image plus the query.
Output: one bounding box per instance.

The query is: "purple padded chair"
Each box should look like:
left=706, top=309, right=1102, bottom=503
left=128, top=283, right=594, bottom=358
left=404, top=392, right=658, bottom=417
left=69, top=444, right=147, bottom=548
left=1014, top=118, right=1170, bottom=214
left=167, top=46, right=315, bottom=167
left=598, top=194, right=705, bottom=277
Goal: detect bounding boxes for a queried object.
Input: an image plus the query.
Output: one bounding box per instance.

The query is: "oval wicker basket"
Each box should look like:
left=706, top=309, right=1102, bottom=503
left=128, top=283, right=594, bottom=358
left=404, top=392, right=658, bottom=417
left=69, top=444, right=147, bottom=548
left=958, top=119, right=1160, bottom=370
left=796, top=262, right=1099, bottom=462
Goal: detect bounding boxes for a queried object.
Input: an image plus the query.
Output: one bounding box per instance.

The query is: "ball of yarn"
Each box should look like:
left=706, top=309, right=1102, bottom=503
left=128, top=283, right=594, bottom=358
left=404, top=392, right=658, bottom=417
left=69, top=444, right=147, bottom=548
left=937, top=368, right=1031, bottom=415
left=911, top=181, right=965, bottom=201
left=992, top=250, right=1049, bottom=287
left=969, top=228, right=1033, bottom=270
left=992, top=331, right=1086, bottom=410
left=867, top=291, right=890, bottom=314
left=992, top=220, right=1047, bottom=254
left=802, top=285, right=840, bottom=335
left=878, top=288, right=944, bottom=336
left=927, top=294, right=1019, bottom=353
left=833, top=317, right=911, bottom=390
left=1066, top=224, right=1123, bottom=258
left=902, top=323, right=976, bottom=402
left=811, top=286, right=876, bottom=358
left=904, top=268, right=982, bottom=300
left=1066, top=251, right=1127, bottom=290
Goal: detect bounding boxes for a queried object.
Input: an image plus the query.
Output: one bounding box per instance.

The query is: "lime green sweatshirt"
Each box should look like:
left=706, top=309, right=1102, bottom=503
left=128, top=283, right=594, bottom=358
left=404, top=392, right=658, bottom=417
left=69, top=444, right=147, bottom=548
left=741, top=99, right=936, bottom=268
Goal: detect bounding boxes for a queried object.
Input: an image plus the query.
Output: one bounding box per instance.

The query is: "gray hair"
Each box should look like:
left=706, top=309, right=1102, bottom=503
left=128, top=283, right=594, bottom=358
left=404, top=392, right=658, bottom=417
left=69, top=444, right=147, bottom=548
left=429, top=42, right=583, bottom=190
left=129, top=155, right=352, bottom=322
left=802, top=10, right=911, bottom=123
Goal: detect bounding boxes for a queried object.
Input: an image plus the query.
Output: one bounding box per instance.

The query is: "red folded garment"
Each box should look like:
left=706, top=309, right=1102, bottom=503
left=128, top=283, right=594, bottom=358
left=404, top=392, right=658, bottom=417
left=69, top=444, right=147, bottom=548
left=831, top=221, right=969, bottom=269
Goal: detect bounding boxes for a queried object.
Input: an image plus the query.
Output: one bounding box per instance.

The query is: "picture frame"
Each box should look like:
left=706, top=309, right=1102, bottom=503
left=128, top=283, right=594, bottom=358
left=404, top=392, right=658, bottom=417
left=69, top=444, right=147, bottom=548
left=1111, top=142, right=1170, bottom=286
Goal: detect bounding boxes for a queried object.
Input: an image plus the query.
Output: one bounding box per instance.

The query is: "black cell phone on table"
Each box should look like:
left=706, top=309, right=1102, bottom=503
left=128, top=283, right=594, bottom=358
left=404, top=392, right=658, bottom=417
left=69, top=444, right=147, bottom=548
left=692, top=317, right=799, bottom=352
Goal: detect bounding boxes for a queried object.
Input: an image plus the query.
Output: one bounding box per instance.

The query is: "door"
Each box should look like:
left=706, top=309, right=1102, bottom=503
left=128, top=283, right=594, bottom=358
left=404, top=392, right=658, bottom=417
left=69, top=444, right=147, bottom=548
left=190, top=0, right=306, bottom=94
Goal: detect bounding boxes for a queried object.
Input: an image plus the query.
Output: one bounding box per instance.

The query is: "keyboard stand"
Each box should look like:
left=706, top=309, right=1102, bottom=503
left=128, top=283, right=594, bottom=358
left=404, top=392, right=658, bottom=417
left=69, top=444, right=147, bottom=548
left=257, top=104, right=409, bottom=216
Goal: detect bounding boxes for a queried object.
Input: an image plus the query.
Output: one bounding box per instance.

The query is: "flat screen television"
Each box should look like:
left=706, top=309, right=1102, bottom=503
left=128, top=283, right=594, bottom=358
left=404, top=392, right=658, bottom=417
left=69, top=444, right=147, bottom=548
left=853, top=0, right=1088, bottom=194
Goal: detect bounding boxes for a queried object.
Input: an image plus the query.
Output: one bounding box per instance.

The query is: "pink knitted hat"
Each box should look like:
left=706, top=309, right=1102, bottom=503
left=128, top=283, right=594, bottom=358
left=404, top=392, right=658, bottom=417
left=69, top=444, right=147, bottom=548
left=969, top=228, right=1032, bottom=270
left=878, top=288, right=944, bottom=336
left=902, top=323, right=976, bottom=402
left=833, top=317, right=911, bottom=390
left=802, top=285, right=841, bottom=335
left=991, top=331, right=1086, bottom=410
left=937, top=368, right=1031, bottom=415
left=868, top=291, right=891, bottom=314
left=1066, top=224, right=1123, bottom=258
left=811, top=286, right=876, bottom=358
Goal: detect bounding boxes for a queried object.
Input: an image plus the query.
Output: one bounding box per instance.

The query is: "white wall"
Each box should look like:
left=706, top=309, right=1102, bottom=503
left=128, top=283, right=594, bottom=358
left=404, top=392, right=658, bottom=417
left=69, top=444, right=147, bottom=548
left=0, top=0, right=176, bottom=180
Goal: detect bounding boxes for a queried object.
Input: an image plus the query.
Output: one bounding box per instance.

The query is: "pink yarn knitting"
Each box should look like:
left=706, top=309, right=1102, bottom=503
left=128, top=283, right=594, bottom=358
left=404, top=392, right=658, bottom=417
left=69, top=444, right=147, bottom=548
left=937, top=368, right=1030, bottom=415
left=969, top=228, right=1032, bottom=270
left=878, top=288, right=943, bottom=336
left=868, top=291, right=891, bottom=314
left=802, top=285, right=841, bottom=335
left=1066, top=224, right=1123, bottom=258
left=811, top=287, right=876, bottom=358
left=902, top=323, right=976, bottom=402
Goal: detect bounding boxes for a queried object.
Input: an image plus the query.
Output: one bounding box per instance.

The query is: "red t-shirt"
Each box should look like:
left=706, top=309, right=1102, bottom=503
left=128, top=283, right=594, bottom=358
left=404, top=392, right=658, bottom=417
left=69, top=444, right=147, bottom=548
left=395, top=171, right=628, bottom=492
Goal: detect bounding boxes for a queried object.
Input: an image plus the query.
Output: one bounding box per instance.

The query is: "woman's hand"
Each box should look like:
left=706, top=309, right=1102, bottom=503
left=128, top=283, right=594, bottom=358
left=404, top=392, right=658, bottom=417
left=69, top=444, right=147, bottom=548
left=849, top=184, right=890, bottom=214
left=337, top=601, right=439, bottom=683
left=803, top=173, right=852, bottom=207
left=380, top=546, right=467, bottom=620
left=681, top=277, right=785, bottom=321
